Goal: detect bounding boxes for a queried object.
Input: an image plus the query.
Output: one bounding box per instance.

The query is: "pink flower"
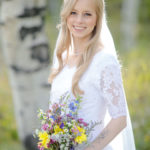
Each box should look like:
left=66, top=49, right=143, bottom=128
left=78, top=118, right=88, bottom=126
left=47, top=139, right=55, bottom=148
left=78, top=118, right=83, bottom=123
left=40, top=147, right=44, bottom=150
left=52, top=103, right=59, bottom=110
left=82, top=122, right=88, bottom=127
left=38, top=143, right=44, bottom=150
left=42, top=124, right=49, bottom=131
left=50, top=139, right=55, bottom=144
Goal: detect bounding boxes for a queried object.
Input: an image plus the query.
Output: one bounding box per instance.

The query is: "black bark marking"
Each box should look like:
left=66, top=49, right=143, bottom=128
left=30, top=43, right=50, bottom=64
left=19, top=22, right=44, bottom=40
left=10, top=43, right=50, bottom=74
left=41, top=83, right=51, bottom=89
left=0, top=21, right=5, bottom=26
left=23, top=134, right=39, bottom=150
left=10, top=63, right=49, bottom=74
left=11, top=65, right=21, bottom=72
left=18, top=7, right=46, bottom=18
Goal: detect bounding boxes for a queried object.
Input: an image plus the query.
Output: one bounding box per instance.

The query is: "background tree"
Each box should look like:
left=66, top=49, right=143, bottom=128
left=0, top=0, right=150, bottom=149
left=121, top=0, right=140, bottom=50
left=0, top=0, right=51, bottom=149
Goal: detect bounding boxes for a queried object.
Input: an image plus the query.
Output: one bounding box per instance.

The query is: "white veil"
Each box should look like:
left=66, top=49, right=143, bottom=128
left=51, top=1, right=136, bottom=150
left=101, top=10, right=136, bottom=150
left=101, top=11, right=136, bottom=150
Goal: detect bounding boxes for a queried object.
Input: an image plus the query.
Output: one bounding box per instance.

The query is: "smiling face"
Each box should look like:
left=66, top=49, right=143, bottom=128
left=67, top=0, right=97, bottom=41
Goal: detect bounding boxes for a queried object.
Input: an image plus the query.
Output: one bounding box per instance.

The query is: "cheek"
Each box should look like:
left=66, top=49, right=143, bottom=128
left=67, top=16, right=73, bottom=27
left=66, top=19, right=71, bottom=32
left=87, top=17, right=97, bottom=29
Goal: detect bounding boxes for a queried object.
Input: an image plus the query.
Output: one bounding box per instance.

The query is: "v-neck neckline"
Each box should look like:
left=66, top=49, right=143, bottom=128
left=63, top=49, right=104, bottom=70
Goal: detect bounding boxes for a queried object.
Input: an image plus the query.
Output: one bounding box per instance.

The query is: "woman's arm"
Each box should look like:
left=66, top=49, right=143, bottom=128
left=86, top=56, right=128, bottom=149
left=85, top=116, right=127, bottom=150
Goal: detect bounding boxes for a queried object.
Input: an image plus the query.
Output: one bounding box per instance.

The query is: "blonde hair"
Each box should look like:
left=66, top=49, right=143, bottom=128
left=48, top=0, right=104, bottom=97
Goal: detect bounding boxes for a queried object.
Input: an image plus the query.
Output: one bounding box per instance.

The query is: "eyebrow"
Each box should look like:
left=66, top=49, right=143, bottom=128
left=72, top=8, right=93, bottom=13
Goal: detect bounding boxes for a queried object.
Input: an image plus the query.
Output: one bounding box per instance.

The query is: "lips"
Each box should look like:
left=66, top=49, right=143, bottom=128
left=73, top=25, right=86, bottom=31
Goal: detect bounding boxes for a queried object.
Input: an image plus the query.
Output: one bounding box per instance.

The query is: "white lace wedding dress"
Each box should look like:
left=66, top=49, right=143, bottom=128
left=49, top=50, right=136, bottom=150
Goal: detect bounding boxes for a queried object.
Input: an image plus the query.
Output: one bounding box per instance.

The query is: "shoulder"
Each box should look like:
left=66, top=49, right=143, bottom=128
left=93, top=49, right=121, bottom=69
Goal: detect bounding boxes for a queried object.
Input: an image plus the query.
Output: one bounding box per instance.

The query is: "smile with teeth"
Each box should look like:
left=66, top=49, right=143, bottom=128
left=73, top=25, right=86, bottom=31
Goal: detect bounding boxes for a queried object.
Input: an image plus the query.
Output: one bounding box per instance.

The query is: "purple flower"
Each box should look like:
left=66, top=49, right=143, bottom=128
left=69, top=102, right=77, bottom=112
left=67, top=114, right=71, bottom=117
left=69, top=112, right=73, bottom=117
left=70, top=146, right=75, bottom=150
left=75, top=100, right=79, bottom=104
left=60, top=122, right=64, bottom=129
left=42, top=124, right=49, bottom=131
left=50, top=115, right=56, bottom=121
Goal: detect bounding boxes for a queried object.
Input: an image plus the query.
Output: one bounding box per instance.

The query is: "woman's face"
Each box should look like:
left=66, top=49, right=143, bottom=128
left=67, top=0, right=97, bottom=41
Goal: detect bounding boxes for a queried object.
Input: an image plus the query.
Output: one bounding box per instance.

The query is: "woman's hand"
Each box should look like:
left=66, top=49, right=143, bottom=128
left=84, top=116, right=127, bottom=150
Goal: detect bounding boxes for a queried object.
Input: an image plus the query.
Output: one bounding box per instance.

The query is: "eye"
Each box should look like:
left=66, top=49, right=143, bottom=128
left=84, top=13, right=92, bottom=16
left=70, top=11, right=77, bottom=15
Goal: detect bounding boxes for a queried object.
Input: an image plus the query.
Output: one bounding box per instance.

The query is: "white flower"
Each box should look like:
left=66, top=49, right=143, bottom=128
left=35, top=129, right=39, bottom=135
left=64, top=129, right=69, bottom=133
left=64, top=147, right=69, bottom=150
left=41, top=120, right=46, bottom=124
left=67, top=123, right=72, bottom=127
left=60, top=144, right=65, bottom=149
left=66, top=142, right=69, bottom=147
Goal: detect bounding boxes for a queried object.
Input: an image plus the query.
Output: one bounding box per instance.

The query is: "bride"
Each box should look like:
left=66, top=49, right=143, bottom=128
left=48, top=0, right=136, bottom=149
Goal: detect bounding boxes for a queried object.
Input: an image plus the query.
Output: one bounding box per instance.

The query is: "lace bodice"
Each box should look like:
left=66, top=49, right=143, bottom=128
left=49, top=50, right=127, bottom=149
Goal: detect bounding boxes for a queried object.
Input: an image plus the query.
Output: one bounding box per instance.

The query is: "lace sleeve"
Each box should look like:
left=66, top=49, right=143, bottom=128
left=100, top=62, right=127, bottom=119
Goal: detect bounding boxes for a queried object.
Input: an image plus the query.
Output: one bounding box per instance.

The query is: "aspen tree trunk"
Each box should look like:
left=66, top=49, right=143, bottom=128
left=0, top=0, right=51, bottom=149
left=121, top=0, right=140, bottom=50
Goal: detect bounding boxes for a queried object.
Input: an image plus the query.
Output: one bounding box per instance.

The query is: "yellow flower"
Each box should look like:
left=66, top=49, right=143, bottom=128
left=38, top=131, right=49, bottom=148
left=75, top=133, right=87, bottom=144
left=74, top=126, right=87, bottom=144
left=54, top=125, right=64, bottom=134
left=73, top=126, right=85, bottom=134
left=77, top=126, right=85, bottom=133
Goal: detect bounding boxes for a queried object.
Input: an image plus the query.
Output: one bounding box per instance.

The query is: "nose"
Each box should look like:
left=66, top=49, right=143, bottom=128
left=76, top=14, right=83, bottom=24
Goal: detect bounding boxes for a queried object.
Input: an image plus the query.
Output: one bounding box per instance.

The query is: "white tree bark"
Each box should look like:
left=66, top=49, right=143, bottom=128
left=121, top=0, right=140, bottom=50
left=0, top=0, right=51, bottom=149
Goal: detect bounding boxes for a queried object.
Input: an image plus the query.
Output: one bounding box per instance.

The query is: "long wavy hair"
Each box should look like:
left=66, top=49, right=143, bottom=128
left=48, top=0, right=104, bottom=97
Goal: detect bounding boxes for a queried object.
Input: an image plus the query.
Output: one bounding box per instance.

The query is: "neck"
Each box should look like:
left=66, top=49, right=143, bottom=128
left=71, top=37, right=89, bottom=55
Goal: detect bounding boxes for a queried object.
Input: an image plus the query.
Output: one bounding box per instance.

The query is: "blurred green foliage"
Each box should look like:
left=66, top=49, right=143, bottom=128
left=121, top=48, right=150, bottom=150
left=139, top=0, right=150, bottom=23
left=0, top=66, right=24, bottom=150
left=0, top=0, right=150, bottom=150
left=138, top=0, right=150, bottom=43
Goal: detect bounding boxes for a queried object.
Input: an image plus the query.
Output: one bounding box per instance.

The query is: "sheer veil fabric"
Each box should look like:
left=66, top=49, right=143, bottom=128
left=50, top=2, right=136, bottom=150
left=100, top=14, right=136, bottom=150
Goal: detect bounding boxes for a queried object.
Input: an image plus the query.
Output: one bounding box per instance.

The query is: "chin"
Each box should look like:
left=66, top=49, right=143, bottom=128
left=72, top=33, right=90, bottom=39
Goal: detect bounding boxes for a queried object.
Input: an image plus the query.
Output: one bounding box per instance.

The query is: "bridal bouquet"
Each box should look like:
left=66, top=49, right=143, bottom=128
left=34, top=92, right=99, bottom=150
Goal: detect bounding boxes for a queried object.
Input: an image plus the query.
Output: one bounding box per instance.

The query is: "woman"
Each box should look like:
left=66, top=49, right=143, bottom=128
left=48, top=0, right=136, bottom=149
